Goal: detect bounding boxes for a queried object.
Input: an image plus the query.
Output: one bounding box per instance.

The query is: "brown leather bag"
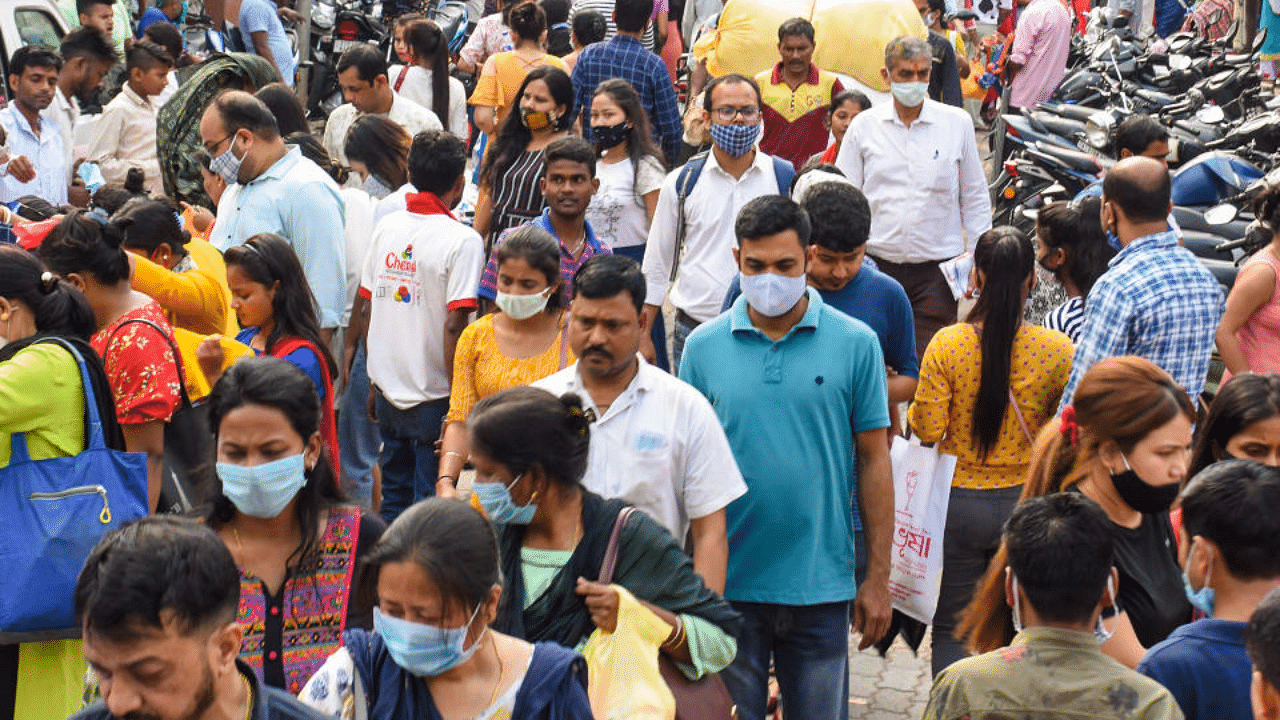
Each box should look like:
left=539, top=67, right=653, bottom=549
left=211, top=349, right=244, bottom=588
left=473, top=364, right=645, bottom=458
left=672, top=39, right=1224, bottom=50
left=598, top=507, right=737, bottom=720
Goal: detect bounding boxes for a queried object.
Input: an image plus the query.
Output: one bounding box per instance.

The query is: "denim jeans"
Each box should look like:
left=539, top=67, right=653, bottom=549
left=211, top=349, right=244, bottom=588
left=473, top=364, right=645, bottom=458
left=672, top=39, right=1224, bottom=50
left=931, top=484, right=1023, bottom=676
left=338, top=343, right=381, bottom=508
left=670, top=311, right=699, bottom=376
left=721, top=600, right=851, bottom=720
left=375, top=393, right=449, bottom=524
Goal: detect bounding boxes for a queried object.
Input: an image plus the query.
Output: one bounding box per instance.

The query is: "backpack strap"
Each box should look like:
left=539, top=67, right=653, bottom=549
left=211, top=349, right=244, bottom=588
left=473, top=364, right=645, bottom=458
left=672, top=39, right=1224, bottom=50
left=669, top=151, right=709, bottom=284
left=772, top=155, right=796, bottom=195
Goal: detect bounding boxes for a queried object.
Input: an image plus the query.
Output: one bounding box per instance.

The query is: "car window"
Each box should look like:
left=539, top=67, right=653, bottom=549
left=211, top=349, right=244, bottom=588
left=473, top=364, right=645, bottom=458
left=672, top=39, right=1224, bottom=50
left=15, top=9, right=62, bottom=48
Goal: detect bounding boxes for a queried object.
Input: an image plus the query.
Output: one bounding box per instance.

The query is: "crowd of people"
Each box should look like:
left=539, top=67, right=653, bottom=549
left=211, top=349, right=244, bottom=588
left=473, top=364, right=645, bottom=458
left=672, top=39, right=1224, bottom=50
left=3, top=0, right=1280, bottom=718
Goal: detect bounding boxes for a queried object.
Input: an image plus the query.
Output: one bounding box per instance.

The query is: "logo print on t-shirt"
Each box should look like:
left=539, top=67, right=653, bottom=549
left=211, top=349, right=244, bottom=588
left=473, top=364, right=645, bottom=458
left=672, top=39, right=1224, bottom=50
left=394, top=285, right=412, bottom=303
left=401, top=245, right=414, bottom=260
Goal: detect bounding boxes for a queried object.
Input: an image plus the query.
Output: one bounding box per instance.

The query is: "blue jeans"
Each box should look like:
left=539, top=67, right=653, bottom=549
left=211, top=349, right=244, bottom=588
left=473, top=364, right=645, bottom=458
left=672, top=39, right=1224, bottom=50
left=721, top=600, right=851, bottom=720
left=671, top=311, right=699, bottom=376
left=375, top=393, right=449, bottom=524
left=338, top=343, right=381, bottom=508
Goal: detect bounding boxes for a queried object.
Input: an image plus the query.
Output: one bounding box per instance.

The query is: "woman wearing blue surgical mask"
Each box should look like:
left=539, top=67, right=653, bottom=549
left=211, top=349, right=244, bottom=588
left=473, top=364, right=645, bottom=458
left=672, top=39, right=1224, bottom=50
left=437, top=226, right=572, bottom=498
left=468, top=387, right=742, bottom=687
left=206, top=356, right=385, bottom=695
left=300, top=497, right=595, bottom=719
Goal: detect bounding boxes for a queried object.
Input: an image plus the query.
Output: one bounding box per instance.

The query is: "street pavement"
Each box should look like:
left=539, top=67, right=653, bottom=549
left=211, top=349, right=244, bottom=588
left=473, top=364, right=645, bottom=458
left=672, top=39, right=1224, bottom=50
left=848, top=632, right=932, bottom=720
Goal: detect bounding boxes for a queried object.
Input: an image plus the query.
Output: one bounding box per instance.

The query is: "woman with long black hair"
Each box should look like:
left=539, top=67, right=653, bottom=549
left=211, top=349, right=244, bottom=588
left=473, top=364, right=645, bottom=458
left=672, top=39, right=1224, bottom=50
left=205, top=356, right=383, bottom=695
left=472, top=65, right=574, bottom=243
left=198, top=233, right=341, bottom=472
left=0, top=246, right=126, bottom=720
left=908, top=226, right=1075, bottom=675
left=392, top=18, right=469, bottom=138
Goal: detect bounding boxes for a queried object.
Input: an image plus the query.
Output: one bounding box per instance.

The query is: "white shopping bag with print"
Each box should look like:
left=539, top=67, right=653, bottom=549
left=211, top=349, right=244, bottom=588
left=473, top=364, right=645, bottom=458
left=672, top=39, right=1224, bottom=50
left=887, top=435, right=956, bottom=624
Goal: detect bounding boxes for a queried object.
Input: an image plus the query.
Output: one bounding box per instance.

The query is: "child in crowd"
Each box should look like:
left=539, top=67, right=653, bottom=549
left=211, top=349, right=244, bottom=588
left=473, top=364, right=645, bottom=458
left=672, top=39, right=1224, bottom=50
left=86, top=40, right=172, bottom=196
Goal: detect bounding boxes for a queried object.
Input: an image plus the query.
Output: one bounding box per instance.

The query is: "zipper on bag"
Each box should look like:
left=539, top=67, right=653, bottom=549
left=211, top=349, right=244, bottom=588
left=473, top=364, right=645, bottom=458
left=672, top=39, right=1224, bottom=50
left=30, top=484, right=112, bottom=524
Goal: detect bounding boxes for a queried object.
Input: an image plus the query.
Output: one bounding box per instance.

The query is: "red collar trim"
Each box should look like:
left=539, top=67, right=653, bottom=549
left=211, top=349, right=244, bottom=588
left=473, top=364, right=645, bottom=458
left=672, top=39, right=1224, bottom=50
left=770, top=62, right=820, bottom=85
left=406, top=192, right=457, bottom=219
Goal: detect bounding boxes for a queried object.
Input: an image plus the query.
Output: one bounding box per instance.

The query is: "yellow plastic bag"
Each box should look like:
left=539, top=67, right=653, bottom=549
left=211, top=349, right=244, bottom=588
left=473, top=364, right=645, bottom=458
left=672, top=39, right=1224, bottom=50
left=172, top=328, right=253, bottom=402
left=581, top=586, right=676, bottom=720
left=691, top=0, right=926, bottom=92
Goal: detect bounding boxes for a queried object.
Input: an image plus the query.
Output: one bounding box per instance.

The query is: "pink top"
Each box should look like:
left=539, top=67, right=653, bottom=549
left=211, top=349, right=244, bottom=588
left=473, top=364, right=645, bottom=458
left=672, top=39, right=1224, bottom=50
left=1009, top=0, right=1072, bottom=109
left=1236, top=248, right=1280, bottom=374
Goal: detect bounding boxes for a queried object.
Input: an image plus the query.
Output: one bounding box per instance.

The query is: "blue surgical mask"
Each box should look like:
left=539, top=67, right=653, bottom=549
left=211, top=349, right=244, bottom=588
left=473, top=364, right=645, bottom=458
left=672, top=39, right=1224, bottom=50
left=473, top=473, right=537, bottom=525
left=1182, top=544, right=1216, bottom=617
left=216, top=453, right=308, bottom=519
left=708, top=121, right=761, bottom=157
left=890, top=81, right=929, bottom=108
left=374, top=605, right=486, bottom=677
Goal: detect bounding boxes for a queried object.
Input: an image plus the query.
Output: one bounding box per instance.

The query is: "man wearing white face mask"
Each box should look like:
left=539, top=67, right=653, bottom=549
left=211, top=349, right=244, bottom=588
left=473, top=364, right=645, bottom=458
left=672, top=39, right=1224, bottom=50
left=926, top=493, right=1183, bottom=720
left=836, top=35, right=990, bottom=363
left=680, top=195, right=893, bottom=720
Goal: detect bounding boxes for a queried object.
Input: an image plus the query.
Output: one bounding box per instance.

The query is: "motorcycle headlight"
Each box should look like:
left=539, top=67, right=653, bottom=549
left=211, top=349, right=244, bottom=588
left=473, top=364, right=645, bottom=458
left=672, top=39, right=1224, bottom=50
left=1086, top=112, right=1114, bottom=150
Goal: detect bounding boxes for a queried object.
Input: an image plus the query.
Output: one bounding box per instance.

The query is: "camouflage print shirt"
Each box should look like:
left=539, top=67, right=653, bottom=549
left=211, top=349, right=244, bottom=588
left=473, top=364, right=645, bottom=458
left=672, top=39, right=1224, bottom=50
left=925, top=626, right=1186, bottom=720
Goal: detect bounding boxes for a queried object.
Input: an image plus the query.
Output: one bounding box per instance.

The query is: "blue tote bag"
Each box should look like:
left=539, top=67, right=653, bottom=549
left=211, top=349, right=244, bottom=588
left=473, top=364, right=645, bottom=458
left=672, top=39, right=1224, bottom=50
left=0, top=338, right=149, bottom=643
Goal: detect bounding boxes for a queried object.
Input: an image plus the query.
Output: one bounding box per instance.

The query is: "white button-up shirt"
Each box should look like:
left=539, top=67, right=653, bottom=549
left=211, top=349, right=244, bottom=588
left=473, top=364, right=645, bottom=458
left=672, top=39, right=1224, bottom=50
left=643, top=149, right=783, bottom=323
left=42, top=87, right=77, bottom=183
left=836, top=100, right=991, bottom=264
left=534, top=359, right=748, bottom=542
left=0, top=104, right=67, bottom=205
left=321, top=91, right=442, bottom=165
left=87, top=84, right=165, bottom=196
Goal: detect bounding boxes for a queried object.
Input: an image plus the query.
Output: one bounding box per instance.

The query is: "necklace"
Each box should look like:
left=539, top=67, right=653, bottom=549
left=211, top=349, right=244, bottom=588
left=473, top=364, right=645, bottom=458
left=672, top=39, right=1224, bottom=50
left=239, top=672, right=254, bottom=720
left=486, top=637, right=506, bottom=709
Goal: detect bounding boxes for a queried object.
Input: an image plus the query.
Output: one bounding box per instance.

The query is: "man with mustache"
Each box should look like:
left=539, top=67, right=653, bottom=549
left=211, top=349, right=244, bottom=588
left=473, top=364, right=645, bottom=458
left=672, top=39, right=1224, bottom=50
left=70, top=516, right=326, bottom=720
left=0, top=46, right=69, bottom=205
left=533, top=253, right=745, bottom=594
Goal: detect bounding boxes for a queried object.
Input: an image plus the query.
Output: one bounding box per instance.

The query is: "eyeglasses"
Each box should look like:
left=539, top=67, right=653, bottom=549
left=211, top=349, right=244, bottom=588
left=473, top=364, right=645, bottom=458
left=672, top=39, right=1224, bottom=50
left=202, top=131, right=236, bottom=155
left=711, top=106, right=761, bottom=123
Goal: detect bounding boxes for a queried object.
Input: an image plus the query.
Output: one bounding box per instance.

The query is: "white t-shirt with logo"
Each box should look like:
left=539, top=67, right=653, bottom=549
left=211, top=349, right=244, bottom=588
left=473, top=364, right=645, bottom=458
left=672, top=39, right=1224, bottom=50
left=584, top=155, right=667, bottom=250
left=360, top=206, right=485, bottom=408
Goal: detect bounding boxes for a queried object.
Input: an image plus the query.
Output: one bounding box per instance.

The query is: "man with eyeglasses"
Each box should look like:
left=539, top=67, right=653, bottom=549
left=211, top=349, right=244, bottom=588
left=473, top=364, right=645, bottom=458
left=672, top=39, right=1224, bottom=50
left=836, top=35, right=990, bottom=361
left=200, top=90, right=347, bottom=334
left=641, top=73, right=794, bottom=371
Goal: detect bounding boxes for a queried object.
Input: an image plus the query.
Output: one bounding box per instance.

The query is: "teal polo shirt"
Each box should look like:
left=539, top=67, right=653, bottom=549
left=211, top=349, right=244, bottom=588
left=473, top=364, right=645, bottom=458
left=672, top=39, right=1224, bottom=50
left=679, top=287, right=890, bottom=605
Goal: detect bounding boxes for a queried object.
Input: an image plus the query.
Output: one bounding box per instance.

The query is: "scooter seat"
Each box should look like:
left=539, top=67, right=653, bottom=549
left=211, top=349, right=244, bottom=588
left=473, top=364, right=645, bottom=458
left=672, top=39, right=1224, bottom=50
left=1032, top=141, right=1102, bottom=173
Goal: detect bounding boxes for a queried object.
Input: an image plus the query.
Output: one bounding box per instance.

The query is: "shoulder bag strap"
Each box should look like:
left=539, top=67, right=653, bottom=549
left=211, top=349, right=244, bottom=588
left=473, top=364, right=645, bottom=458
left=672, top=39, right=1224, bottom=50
left=394, top=64, right=411, bottom=92
left=669, top=152, right=708, bottom=284
left=1008, top=387, right=1033, bottom=444
left=108, top=317, right=191, bottom=406
left=597, top=507, right=637, bottom=584
left=34, top=337, right=108, bottom=451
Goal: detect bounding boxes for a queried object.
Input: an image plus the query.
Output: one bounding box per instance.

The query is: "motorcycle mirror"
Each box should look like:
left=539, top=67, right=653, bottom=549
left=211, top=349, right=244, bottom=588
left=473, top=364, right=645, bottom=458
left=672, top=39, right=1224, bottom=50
left=1196, top=105, right=1225, bottom=123
left=1205, top=203, right=1240, bottom=225
left=1169, top=53, right=1192, bottom=70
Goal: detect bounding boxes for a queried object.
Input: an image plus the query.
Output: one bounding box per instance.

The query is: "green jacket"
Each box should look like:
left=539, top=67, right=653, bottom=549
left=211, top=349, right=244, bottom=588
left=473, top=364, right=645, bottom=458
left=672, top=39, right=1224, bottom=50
left=926, top=626, right=1186, bottom=720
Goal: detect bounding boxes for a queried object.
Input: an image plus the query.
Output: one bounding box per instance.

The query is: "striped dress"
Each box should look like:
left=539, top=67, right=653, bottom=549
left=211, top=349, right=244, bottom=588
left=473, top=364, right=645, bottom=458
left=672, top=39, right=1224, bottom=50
left=489, top=149, right=548, bottom=243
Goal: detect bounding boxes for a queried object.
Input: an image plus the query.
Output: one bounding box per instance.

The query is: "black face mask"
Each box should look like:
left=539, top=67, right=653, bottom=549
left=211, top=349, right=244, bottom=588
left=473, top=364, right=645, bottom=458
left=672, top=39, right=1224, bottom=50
left=593, top=121, right=631, bottom=150
left=1110, top=455, right=1180, bottom=514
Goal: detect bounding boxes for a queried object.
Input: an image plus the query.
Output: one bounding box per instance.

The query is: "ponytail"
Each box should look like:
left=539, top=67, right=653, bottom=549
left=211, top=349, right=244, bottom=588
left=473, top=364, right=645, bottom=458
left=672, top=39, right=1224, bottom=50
left=967, top=227, right=1034, bottom=459
left=37, top=210, right=133, bottom=287
left=405, top=20, right=451, bottom=129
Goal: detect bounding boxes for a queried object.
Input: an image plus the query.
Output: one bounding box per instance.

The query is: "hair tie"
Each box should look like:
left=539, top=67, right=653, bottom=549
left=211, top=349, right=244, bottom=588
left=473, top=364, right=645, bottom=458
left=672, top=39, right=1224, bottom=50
left=39, top=271, right=55, bottom=294
left=1060, top=404, right=1079, bottom=446
left=567, top=405, right=595, bottom=435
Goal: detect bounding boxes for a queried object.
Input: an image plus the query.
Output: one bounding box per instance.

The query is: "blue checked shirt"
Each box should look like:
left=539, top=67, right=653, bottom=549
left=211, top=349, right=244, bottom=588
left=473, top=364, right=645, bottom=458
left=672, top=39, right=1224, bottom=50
left=572, top=35, right=682, bottom=163
left=1059, top=229, right=1223, bottom=410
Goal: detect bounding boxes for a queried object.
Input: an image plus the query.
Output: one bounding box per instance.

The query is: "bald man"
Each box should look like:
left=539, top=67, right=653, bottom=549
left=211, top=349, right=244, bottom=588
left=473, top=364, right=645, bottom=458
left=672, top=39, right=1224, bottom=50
left=1058, top=156, right=1223, bottom=408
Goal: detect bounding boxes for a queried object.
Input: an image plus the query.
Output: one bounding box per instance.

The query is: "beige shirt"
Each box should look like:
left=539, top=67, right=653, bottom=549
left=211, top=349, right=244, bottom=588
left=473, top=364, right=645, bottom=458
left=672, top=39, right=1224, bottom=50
left=321, top=91, right=442, bottom=165
left=86, top=84, right=165, bottom=196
